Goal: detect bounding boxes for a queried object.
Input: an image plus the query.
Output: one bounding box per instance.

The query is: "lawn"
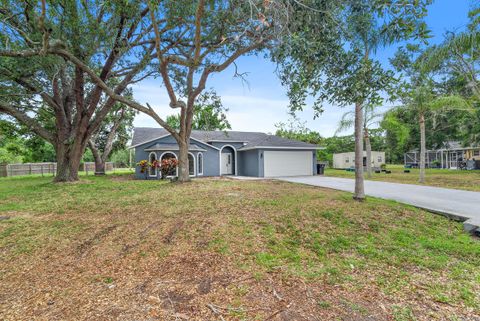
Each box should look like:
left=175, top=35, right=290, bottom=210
left=1, top=174, right=479, bottom=320
left=325, top=165, right=480, bottom=192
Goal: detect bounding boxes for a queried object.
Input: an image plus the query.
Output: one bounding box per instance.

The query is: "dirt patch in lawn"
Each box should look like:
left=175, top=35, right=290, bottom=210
left=0, top=175, right=479, bottom=320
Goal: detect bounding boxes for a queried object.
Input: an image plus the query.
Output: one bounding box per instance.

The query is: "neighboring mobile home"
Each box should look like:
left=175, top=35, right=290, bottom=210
left=130, top=128, right=322, bottom=179
left=333, top=151, right=385, bottom=169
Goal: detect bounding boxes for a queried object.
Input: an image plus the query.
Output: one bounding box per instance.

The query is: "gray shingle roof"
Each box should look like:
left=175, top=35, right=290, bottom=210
left=131, top=127, right=321, bottom=150
left=144, top=143, right=206, bottom=152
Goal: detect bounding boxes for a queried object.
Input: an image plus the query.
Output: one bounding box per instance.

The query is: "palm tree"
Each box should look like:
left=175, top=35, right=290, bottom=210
left=335, top=105, right=382, bottom=178
left=403, top=86, right=470, bottom=183
left=425, top=7, right=480, bottom=100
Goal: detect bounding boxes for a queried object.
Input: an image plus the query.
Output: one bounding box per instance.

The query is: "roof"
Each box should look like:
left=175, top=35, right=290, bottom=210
left=144, top=143, right=207, bottom=152
left=130, top=127, right=322, bottom=150
left=407, top=141, right=480, bottom=153
left=333, top=151, right=385, bottom=156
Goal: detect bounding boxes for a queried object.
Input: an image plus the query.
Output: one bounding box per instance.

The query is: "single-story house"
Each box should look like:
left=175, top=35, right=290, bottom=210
left=333, top=151, right=385, bottom=169
left=404, top=141, right=480, bottom=169
left=130, top=127, right=322, bottom=179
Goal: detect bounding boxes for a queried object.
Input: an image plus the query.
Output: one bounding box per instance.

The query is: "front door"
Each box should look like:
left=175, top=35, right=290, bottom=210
left=221, top=153, right=233, bottom=175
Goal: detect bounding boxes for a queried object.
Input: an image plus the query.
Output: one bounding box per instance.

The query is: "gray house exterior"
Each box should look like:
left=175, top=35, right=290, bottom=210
left=130, top=128, right=321, bottom=179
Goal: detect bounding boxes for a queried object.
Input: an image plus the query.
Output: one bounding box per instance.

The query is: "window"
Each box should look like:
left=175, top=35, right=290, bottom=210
left=345, top=157, right=349, bottom=163
left=378, top=156, right=382, bottom=162
left=197, top=153, right=204, bottom=175
left=474, top=150, right=480, bottom=157
left=188, top=153, right=195, bottom=176
left=149, top=152, right=157, bottom=177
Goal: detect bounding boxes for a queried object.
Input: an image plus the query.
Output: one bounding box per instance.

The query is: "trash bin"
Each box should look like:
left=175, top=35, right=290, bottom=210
left=317, top=163, right=325, bottom=175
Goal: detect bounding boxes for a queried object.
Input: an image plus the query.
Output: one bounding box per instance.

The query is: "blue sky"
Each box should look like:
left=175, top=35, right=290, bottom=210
left=133, top=0, right=472, bottom=137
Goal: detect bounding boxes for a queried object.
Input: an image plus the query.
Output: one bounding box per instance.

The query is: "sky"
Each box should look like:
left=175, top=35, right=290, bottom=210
left=132, top=0, right=472, bottom=137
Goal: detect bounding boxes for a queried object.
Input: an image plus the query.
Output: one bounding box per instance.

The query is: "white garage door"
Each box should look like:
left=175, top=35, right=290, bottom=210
left=264, top=151, right=313, bottom=177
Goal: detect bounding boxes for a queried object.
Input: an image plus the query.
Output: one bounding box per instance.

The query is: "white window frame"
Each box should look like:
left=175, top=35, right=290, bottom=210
left=377, top=156, right=382, bottom=162
left=159, top=151, right=178, bottom=178
left=197, top=152, right=204, bottom=176
left=188, top=152, right=196, bottom=177
left=148, top=152, right=157, bottom=177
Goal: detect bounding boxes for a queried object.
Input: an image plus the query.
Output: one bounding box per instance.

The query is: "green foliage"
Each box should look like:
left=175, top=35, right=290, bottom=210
left=0, top=147, right=22, bottom=164
left=110, top=149, right=131, bottom=168
left=380, top=110, right=410, bottom=163
left=275, top=116, right=387, bottom=163
left=390, top=42, right=473, bottom=155
left=166, top=90, right=231, bottom=131
left=277, top=0, right=431, bottom=116
left=274, top=116, right=322, bottom=144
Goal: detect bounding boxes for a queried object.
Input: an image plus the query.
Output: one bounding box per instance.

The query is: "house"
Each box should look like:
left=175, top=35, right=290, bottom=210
left=333, top=151, right=385, bottom=169
left=404, top=141, right=480, bottom=169
left=130, top=127, right=322, bottom=179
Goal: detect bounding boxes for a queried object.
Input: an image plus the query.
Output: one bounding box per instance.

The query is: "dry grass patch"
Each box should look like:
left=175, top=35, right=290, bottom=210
left=0, top=174, right=479, bottom=320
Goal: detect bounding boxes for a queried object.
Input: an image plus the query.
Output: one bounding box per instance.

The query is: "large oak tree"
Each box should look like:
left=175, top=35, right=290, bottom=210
left=0, top=1, right=154, bottom=181
left=27, top=0, right=302, bottom=182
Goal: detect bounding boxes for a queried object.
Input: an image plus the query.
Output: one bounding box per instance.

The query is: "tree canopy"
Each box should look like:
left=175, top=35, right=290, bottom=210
left=166, top=90, right=231, bottom=131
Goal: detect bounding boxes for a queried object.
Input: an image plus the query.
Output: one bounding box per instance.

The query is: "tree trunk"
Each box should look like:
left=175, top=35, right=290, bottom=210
left=419, top=113, right=426, bottom=184
left=177, top=139, right=190, bottom=182
left=354, top=101, right=365, bottom=201
left=88, top=141, right=106, bottom=175
left=94, top=159, right=106, bottom=176
left=54, top=144, right=80, bottom=182
left=364, top=128, right=372, bottom=179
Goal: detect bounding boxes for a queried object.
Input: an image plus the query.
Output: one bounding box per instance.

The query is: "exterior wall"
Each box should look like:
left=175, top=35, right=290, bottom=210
left=333, top=151, right=385, bottom=169
left=465, top=148, right=480, bottom=160
left=134, top=135, right=220, bottom=179
left=238, top=150, right=260, bottom=176
left=371, top=151, right=386, bottom=168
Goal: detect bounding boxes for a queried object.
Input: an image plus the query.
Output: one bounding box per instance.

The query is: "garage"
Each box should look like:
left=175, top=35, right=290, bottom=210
left=263, top=151, right=313, bottom=177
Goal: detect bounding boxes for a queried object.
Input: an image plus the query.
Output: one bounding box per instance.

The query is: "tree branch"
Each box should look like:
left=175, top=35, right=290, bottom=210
left=148, top=4, right=186, bottom=109
left=48, top=47, right=180, bottom=140
left=0, top=100, right=53, bottom=142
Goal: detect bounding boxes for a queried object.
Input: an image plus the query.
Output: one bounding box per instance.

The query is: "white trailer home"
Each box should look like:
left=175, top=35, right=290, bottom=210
left=333, top=151, right=386, bottom=169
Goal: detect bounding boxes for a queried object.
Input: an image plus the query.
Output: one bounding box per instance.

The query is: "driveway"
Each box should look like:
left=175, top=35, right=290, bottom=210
left=278, top=176, right=480, bottom=233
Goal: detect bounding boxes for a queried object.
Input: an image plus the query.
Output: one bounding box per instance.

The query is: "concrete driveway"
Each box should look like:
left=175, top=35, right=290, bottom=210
left=278, top=176, right=480, bottom=233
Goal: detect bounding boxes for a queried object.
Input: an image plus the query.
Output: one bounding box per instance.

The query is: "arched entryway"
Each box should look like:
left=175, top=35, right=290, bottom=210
left=220, top=145, right=236, bottom=176
left=160, top=152, right=178, bottom=177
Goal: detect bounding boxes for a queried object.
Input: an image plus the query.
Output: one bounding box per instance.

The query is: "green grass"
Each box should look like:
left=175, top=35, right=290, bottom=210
left=325, top=164, right=480, bottom=191
left=0, top=173, right=479, bottom=320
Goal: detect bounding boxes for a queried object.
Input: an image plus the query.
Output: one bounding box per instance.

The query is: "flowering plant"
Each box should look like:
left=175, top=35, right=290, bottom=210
left=136, top=160, right=150, bottom=173
left=151, top=159, right=161, bottom=169
left=160, top=158, right=178, bottom=179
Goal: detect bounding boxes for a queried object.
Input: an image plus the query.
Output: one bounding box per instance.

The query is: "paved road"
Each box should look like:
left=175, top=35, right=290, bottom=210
left=278, top=176, right=480, bottom=232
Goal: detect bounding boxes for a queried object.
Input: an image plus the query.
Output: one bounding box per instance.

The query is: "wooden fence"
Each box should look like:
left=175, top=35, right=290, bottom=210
left=0, top=162, right=114, bottom=177
left=81, top=162, right=114, bottom=174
